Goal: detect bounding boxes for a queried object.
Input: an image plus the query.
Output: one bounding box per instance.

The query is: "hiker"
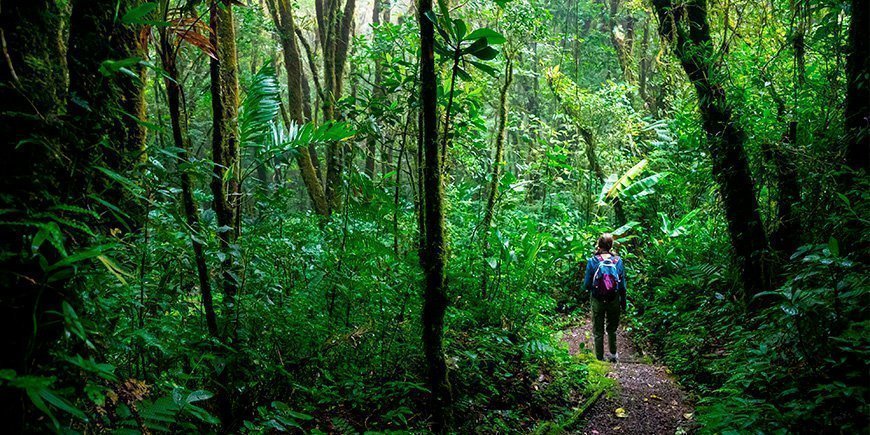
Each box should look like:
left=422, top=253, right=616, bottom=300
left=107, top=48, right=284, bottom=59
left=583, top=233, right=627, bottom=362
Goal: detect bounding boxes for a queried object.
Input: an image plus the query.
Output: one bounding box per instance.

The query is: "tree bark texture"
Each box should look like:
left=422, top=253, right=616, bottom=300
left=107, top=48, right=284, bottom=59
left=67, top=0, right=147, bottom=226
left=209, top=0, right=241, bottom=324
left=0, top=1, right=67, bottom=429
left=419, top=0, right=450, bottom=429
left=845, top=0, right=869, bottom=174
left=653, top=0, right=769, bottom=302
left=316, top=0, right=356, bottom=212
left=267, top=0, right=330, bottom=216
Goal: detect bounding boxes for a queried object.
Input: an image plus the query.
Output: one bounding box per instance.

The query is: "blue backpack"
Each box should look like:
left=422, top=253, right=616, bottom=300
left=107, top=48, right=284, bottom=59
left=592, top=255, right=620, bottom=301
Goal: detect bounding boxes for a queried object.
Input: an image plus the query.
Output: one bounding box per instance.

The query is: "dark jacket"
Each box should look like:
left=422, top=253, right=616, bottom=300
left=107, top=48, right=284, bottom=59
left=583, top=254, right=627, bottom=305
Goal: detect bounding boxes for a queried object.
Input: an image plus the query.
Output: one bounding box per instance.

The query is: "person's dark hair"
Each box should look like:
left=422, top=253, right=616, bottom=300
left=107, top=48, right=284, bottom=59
left=594, top=233, right=615, bottom=255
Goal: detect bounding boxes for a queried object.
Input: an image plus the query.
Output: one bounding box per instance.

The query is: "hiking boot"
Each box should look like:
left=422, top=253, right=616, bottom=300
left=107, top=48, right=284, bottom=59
left=608, top=353, right=619, bottom=363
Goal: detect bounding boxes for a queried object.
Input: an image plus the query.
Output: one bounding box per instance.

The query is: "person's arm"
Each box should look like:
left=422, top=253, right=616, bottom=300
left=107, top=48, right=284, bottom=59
left=583, top=258, right=595, bottom=292
left=618, top=258, right=627, bottom=310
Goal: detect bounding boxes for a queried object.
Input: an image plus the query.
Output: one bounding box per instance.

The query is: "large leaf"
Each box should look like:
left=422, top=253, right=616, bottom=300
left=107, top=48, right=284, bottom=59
left=240, top=62, right=281, bottom=150
left=122, top=2, right=158, bottom=24
left=464, top=28, right=506, bottom=44
left=469, top=45, right=499, bottom=61
left=622, top=172, right=669, bottom=200
left=598, top=159, right=648, bottom=205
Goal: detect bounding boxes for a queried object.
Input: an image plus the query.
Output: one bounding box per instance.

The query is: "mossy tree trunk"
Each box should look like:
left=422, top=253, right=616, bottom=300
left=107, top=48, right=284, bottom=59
left=316, top=0, right=356, bottom=212
left=653, top=0, right=769, bottom=303
left=480, top=58, right=513, bottom=297
left=418, top=0, right=450, bottom=429
left=209, top=0, right=242, bottom=327
left=266, top=0, right=330, bottom=217
left=844, top=0, right=868, bottom=175
left=0, top=1, right=67, bottom=430
left=364, top=0, right=383, bottom=182
left=67, top=0, right=147, bottom=228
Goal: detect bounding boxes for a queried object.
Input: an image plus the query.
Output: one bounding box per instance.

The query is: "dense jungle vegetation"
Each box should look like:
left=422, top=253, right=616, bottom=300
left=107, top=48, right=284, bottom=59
left=0, top=0, right=868, bottom=432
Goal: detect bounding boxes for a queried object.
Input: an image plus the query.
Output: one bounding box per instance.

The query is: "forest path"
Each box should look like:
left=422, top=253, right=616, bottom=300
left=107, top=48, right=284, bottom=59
left=562, top=318, right=695, bottom=434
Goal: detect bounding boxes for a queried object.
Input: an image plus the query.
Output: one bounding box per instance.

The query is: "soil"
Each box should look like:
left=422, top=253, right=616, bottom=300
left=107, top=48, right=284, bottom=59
left=562, top=318, right=697, bottom=435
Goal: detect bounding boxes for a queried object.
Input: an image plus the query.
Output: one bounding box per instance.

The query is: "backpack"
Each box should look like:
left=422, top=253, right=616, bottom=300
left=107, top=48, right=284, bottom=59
left=591, top=255, right=621, bottom=301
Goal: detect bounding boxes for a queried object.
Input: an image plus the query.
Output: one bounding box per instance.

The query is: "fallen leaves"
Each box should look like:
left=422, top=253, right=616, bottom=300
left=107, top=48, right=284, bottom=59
left=614, top=407, right=627, bottom=418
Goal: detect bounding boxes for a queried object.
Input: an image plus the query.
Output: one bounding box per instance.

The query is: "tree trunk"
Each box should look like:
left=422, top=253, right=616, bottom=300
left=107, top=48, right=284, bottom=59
left=316, top=0, right=357, bottom=212
left=760, top=79, right=802, bottom=256
left=416, top=110, right=427, bottom=268
left=67, top=0, right=147, bottom=228
left=419, top=0, right=450, bottom=429
left=267, top=0, right=330, bottom=216
left=653, top=0, right=769, bottom=302
left=844, top=0, right=869, bottom=174
left=209, top=0, right=241, bottom=327
left=159, top=31, right=219, bottom=338
left=480, top=59, right=513, bottom=297
left=364, top=0, right=383, bottom=182
left=0, top=1, right=67, bottom=429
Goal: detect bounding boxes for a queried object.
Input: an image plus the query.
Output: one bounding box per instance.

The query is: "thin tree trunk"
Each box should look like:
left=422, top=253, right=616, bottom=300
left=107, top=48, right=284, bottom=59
left=159, top=31, right=219, bottom=338
left=760, top=77, right=802, bottom=256
left=317, top=0, right=357, bottom=212
left=365, top=0, right=383, bottom=182
left=419, top=0, right=450, bottom=428
left=416, top=110, right=426, bottom=268
left=267, top=0, right=330, bottom=216
left=440, top=50, right=461, bottom=169
left=480, top=59, right=513, bottom=297
left=653, top=0, right=769, bottom=303
left=394, top=113, right=412, bottom=255
left=208, top=1, right=242, bottom=426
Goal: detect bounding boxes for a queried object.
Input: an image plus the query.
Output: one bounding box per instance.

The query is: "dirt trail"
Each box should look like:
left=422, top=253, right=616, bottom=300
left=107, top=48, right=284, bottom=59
left=563, top=318, right=696, bottom=434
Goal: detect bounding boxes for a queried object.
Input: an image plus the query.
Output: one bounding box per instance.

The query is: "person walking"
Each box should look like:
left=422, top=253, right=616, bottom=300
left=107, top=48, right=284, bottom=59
left=583, top=233, right=627, bottom=362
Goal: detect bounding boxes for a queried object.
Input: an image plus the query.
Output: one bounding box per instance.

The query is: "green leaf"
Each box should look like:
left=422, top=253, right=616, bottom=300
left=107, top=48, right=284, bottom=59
left=469, top=60, right=499, bottom=77
left=828, top=237, right=840, bottom=257
left=469, top=45, right=499, bottom=60
left=121, top=2, right=157, bottom=24
left=462, top=38, right=489, bottom=56
left=455, top=67, right=472, bottom=81
left=452, top=19, right=467, bottom=40
left=464, top=28, right=507, bottom=44
left=41, top=389, right=87, bottom=421
left=186, top=390, right=214, bottom=403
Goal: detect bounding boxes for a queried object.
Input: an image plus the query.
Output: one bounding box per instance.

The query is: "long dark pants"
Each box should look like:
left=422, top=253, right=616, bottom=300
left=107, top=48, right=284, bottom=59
left=591, top=296, right=620, bottom=360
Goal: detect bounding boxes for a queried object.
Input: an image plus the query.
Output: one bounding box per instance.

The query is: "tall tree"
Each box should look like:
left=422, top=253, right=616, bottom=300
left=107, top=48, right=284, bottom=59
left=652, top=0, right=769, bottom=302
left=209, top=0, right=241, bottom=327
left=480, top=57, right=513, bottom=297
left=419, top=0, right=450, bottom=429
left=266, top=0, right=330, bottom=216
left=67, top=0, right=147, bottom=225
left=365, top=0, right=384, bottom=182
left=0, top=0, right=67, bottom=429
left=316, top=0, right=356, bottom=211
left=157, top=19, right=219, bottom=337
left=844, top=0, right=869, bottom=174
